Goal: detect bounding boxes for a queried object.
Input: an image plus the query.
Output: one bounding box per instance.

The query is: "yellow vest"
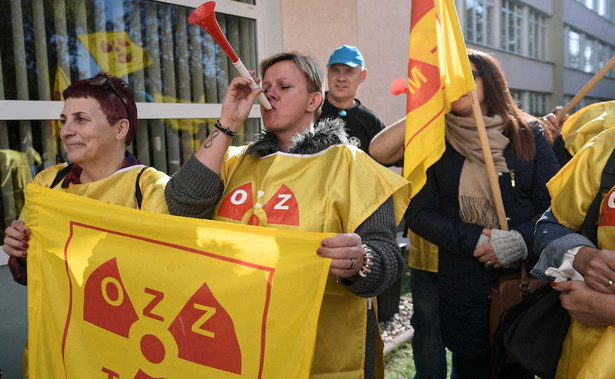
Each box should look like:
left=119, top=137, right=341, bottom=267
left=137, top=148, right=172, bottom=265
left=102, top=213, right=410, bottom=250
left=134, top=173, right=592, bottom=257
left=547, top=128, right=615, bottom=378
left=408, top=230, right=439, bottom=272
left=561, top=100, right=615, bottom=156
left=214, top=145, right=411, bottom=378
left=31, top=164, right=169, bottom=214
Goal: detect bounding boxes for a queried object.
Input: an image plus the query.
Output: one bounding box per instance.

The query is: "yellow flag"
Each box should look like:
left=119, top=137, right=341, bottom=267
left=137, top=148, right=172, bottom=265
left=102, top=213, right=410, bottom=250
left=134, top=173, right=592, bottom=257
left=402, top=0, right=475, bottom=195
left=52, top=66, right=71, bottom=101
left=52, top=66, right=71, bottom=155
left=77, top=31, right=152, bottom=76
left=24, top=184, right=331, bottom=378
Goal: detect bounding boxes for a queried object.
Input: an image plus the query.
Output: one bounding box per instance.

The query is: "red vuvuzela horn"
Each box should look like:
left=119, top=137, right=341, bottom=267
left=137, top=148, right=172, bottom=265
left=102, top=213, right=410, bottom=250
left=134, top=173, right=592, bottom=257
left=189, top=2, right=271, bottom=109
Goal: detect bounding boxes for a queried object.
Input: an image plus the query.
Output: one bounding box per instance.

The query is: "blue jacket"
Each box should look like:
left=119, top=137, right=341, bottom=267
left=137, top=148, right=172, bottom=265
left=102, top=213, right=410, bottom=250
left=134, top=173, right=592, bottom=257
left=406, top=125, right=560, bottom=358
left=531, top=207, right=597, bottom=280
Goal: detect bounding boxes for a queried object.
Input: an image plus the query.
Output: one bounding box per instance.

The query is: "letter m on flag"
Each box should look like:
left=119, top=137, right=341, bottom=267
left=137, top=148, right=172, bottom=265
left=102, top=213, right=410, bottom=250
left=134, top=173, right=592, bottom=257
left=402, top=0, right=476, bottom=197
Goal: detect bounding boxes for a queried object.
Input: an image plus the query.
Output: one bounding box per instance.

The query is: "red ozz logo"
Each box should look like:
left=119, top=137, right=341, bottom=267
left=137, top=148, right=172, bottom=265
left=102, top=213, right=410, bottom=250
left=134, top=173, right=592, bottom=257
left=599, top=187, right=615, bottom=227
left=99, top=40, right=133, bottom=64
left=83, top=258, right=241, bottom=377
left=217, top=183, right=299, bottom=226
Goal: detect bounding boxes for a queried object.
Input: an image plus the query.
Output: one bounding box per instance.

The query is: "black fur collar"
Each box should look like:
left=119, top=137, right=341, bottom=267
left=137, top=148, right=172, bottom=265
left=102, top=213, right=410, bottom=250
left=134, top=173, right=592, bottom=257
left=247, top=119, right=349, bottom=157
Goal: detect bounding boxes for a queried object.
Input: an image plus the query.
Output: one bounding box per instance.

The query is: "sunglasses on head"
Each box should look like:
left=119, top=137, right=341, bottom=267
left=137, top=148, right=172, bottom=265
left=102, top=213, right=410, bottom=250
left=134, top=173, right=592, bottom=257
left=88, top=76, right=131, bottom=120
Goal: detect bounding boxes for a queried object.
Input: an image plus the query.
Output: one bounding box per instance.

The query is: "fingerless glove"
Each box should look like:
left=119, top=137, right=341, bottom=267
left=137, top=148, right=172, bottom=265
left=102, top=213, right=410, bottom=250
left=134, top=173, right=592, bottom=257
left=490, top=229, right=528, bottom=268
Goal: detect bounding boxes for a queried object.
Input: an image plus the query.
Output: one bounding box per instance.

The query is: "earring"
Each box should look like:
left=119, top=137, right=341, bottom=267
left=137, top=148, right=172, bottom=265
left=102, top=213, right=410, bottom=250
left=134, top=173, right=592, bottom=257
left=307, top=108, right=313, bottom=112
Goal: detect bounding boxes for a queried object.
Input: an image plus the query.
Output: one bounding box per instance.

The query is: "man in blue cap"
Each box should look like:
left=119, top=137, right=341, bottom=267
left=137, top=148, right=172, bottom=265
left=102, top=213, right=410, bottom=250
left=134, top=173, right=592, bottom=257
left=319, top=45, right=385, bottom=156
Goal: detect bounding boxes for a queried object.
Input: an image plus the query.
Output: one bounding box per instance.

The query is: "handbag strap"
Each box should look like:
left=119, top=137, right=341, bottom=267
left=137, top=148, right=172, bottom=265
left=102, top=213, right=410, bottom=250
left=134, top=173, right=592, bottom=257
left=518, top=262, right=531, bottom=294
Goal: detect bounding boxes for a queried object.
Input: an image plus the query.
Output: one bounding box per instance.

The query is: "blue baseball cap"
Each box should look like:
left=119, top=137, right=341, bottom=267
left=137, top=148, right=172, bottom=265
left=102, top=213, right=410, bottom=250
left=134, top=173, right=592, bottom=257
left=327, top=45, right=365, bottom=68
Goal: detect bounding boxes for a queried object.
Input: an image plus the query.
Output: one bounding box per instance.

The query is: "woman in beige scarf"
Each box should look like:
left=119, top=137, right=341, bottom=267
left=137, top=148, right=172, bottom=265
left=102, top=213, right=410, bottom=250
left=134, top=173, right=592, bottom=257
left=403, top=50, right=561, bottom=379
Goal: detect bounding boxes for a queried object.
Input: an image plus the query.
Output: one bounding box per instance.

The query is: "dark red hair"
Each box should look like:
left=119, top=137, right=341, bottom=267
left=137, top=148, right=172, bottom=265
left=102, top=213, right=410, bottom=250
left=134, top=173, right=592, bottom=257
left=63, top=72, right=137, bottom=145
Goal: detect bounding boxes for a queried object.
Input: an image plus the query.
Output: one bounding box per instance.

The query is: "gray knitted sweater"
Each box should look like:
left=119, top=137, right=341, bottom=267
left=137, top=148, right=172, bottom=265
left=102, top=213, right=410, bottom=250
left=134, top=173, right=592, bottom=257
left=165, top=120, right=404, bottom=298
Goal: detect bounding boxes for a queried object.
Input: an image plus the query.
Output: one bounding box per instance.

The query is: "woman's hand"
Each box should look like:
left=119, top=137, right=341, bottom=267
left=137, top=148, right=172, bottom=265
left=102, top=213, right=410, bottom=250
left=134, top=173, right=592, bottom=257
left=218, top=73, right=263, bottom=133
left=574, top=248, right=615, bottom=293
left=3, top=220, right=30, bottom=258
left=317, top=233, right=364, bottom=279
left=542, top=108, right=569, bottom=142
left=552, top=280, right=615, bottom=326
left=473, top=229, right=503, bottom=269
left=473, top=228, right=527, bottom=268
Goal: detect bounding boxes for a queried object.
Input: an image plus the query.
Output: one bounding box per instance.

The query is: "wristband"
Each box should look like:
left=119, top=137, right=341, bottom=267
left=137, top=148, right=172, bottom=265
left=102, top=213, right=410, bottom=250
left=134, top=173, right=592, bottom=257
left=214, top=120, right=237, bottom=138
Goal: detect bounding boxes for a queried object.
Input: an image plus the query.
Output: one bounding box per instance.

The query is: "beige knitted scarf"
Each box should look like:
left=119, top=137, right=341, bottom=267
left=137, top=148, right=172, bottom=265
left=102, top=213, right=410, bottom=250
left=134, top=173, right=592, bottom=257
left=445, top=113, right=509, bottom=228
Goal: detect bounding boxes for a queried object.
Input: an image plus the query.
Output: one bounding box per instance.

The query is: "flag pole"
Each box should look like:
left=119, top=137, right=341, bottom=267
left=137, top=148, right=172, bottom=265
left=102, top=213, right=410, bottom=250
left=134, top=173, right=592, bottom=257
left=557, top=54, right=615, bottom=121
left=469, top=90, right=509, bottom=231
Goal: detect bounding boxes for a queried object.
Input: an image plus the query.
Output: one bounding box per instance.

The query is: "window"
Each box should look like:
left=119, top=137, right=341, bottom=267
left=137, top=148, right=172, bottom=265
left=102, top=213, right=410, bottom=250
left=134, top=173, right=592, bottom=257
left=528, top=10, right=546, bottom=60
left=568, top=30, right=581, bottom=69
left=584, top=37, right=595, bottom=72
left=565, top=28, right=615, bottom=75
left=500, top=0, right=522, bottom=53
left=509, top=89, right=522, bottom=108
left=0, top=0, right=263, bottom=238
left=508, top=89, right=546, bottom=115
left=563, top=95, right=609, bottom=114
left=597, top=0, right=607, bottom=15
left=528, top=92, right=547, bottom=115
left=465, top=0, right=494, bottom=45
left=576, top=0, right=614, bottom=21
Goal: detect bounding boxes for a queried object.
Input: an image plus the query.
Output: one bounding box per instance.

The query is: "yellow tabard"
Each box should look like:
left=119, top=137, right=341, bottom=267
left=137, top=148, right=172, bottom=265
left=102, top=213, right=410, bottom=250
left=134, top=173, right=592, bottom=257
left=30, top=164, right=169, bottom=214
left=548, top=128, right=615, bottom=249
left=214, top=144, right=411, bottom=378
left=408, top=230, right=439, bottom=272
left=547, top=128, right=615, bottom=378
left=561, top=100, right=615, bottom=156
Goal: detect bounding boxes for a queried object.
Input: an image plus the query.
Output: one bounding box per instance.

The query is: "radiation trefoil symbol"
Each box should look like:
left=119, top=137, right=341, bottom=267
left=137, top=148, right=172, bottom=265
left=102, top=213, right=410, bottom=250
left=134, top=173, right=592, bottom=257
left=82, top=257, right=241, bottom=377
left=217, top=183, right=299, bottom=226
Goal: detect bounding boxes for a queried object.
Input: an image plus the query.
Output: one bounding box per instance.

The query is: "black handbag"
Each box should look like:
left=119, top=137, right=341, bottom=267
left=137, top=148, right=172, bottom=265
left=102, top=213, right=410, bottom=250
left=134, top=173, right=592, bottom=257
left=491, top=283, right=570, bottom=379
left=488, top=262, right=547, bottom=343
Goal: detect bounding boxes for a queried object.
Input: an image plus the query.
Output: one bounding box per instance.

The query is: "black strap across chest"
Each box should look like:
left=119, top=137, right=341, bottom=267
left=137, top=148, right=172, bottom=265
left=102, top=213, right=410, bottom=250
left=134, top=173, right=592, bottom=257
left=50, top=164, right=148, bottom=210
left=581, top=148, right=615, bottom=244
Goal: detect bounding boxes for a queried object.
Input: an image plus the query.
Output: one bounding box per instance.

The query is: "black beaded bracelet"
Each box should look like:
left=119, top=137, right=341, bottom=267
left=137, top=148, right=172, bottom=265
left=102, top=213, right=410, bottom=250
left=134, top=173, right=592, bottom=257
left=214, top=120, right=237, bottom=138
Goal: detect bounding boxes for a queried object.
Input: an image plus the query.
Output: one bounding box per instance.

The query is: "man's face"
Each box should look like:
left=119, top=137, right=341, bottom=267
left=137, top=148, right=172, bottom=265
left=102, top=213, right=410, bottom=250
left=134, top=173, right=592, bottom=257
left=326, top=64, right=366, bottom=103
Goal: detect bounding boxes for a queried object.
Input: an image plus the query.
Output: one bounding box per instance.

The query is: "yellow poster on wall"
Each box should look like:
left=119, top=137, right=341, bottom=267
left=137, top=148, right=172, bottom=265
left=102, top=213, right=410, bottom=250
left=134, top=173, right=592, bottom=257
left=77, top=31, right=152, bottom=76
left=24, top=184, right=331, bottom=378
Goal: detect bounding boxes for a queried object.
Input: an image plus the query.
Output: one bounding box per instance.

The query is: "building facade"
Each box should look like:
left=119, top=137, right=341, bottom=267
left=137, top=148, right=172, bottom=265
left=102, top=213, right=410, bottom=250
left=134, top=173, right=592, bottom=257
left=459, top=0, right=615, bottom=116
left=0, top=0, right=614, bottom=376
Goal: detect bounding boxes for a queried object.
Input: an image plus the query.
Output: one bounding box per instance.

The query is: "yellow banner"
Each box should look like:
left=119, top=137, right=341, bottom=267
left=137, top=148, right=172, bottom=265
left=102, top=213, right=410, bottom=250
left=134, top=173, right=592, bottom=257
left=403, top=0, right=475, bottom=195
left=77, top=31, right=152, bottom=76
left=24, top=184, right=331, bottom=378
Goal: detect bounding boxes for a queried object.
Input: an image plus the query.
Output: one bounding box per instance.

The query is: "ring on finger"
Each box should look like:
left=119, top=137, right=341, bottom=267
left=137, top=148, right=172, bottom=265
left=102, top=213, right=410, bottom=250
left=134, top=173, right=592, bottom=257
left=485, top=260, right=492, bottom=269
left=607, top=279, right=613, bottom=289
left=347, top=258, right=355, bottom=270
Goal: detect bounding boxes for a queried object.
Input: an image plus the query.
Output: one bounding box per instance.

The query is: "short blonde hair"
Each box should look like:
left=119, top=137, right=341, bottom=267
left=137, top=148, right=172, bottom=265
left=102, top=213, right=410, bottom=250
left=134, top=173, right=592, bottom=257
left=260, top=51, right=325, bottom=119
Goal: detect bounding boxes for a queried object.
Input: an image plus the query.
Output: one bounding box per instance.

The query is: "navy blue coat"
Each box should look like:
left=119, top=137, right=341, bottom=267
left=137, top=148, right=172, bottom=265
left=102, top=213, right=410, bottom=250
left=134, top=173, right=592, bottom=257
left=405, top=125, right=560, bottom=359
